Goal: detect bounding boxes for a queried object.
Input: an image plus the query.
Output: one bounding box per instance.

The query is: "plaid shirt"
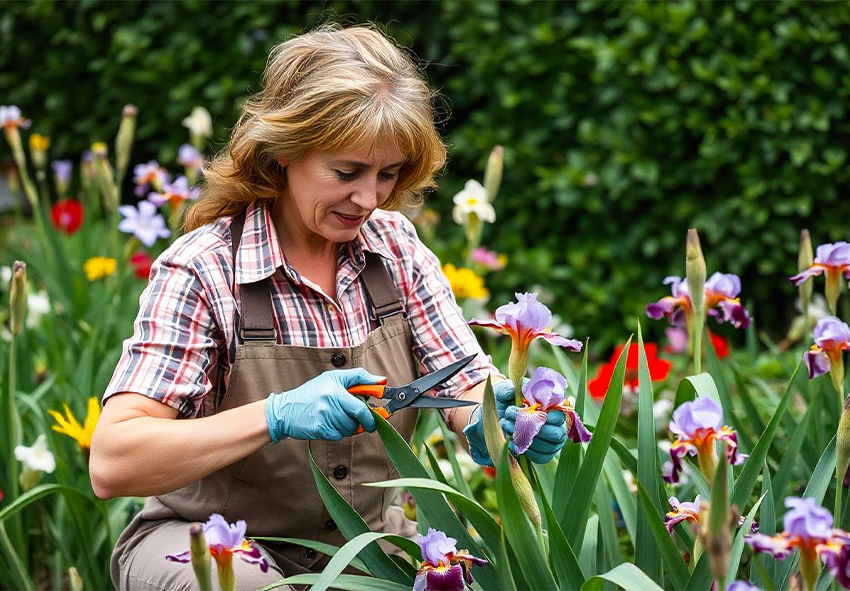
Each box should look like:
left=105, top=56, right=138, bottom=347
left=104, top=202, right=497, bottom=419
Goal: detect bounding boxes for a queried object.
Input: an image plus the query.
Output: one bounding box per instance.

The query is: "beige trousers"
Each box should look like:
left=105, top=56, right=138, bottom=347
left=112, top=518, right=288, bottom=591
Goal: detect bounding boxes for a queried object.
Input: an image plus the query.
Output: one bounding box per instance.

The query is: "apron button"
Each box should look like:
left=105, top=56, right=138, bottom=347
left=324, top=519, right=337, bottom=531
left=304, top=548, right=318, bottom=560
left=331, top=353, right=346, bottom=367
left=333, top=465, right=348, bottom=480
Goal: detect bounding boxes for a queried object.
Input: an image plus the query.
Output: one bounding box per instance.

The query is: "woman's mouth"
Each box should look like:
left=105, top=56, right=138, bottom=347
left=333, top=212, right=364, bottom=227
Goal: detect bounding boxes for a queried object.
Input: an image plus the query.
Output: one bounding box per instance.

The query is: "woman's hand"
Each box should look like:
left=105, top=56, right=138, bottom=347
left=463, top=379, right=567, bottom=466
left=265, top=368, right=387, bottom=442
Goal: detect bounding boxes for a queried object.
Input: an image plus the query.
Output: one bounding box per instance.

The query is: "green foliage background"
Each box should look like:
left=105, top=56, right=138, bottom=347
left=2, top=0, right=849, bottom=352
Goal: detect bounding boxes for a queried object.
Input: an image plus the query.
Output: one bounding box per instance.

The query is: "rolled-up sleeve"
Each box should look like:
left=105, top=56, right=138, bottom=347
left=397, top=218, right=503, bottom=398
left=103, top=254, right=222, bottom=419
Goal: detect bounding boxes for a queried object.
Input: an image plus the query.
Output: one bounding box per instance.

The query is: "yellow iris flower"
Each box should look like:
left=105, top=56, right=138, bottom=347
left=49, top=397, right=101, bottom=455
left=83, top=256, right=117, bottom=281
left=442, top=264, right=488, bottom=300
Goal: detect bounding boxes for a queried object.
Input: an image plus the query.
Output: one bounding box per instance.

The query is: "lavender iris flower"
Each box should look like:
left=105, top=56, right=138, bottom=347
left=414, top=528, right=487, bottom=591
left=511, top=367, right=591, bottom=454
left=177, top=143, right=204, bottom=171
left=166, top=513, right=269, bottom=572
left=783, top=497, right=834, bottom=540
left=665, top=397, right=747, bottom=484
left=790, top=242, right=850, bottom=286
left=148, top=175, right=200, bottom=207
left=665, top=495, right=701, bottom=533
left=470, top=292, right=582, bottom=352
left=647, top=272, right=751, bottom=330
left=804, top=316, right=850, bottom=379
left=727, top=581, right=762, bottom=591
left=51, top=160, right=72, bottom=184
left=118, top=200, right=171, bottom=247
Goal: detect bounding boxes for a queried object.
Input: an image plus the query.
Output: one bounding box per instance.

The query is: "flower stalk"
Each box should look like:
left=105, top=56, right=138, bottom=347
left=686, top=229, right=707, bottom=373
left=835, top=395, right=850, bottom=530
left=799, top=230, right=814, bottom=336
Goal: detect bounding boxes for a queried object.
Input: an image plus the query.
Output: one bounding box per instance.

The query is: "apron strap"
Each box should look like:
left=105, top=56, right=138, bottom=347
left=230, top=208, right=277, bottom=343
left=361, top=252, right=404, bottom=325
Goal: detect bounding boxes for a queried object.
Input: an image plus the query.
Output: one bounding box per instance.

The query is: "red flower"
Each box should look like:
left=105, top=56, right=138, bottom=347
left=709, top=330, right=729, bottom=359
left=50, top=199, right=83, bottom=234
left=589, top=342, right=671, bottom=399
left=130, top=252, right=153, bottom=280
left=483, top=466, right=496, bottom=479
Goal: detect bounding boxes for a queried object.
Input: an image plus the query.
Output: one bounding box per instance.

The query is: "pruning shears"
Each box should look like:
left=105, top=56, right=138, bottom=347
left=348, top=354, right=479, bottom=434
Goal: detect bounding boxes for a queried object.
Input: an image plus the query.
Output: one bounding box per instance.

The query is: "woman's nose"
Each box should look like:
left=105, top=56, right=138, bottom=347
left=351, top=177, right=379, bottom=209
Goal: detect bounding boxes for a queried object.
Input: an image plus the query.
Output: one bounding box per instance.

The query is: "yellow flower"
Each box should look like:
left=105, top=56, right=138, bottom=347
left=28, top=133, right=50, bottom=151
left=90, top=141, right=108, bottom=157
left=83, top=256, right=117, bottom=280
left=442, top=264, right=489, bottom=300
left=49, top=397, right=101, bottom=456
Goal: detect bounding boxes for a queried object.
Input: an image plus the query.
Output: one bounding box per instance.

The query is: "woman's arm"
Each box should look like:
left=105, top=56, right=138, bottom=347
left=89, top=393, right=270, bottom=500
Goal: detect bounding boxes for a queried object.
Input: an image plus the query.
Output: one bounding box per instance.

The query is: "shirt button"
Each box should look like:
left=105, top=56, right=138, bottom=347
left=304, top=548, right=318, bottom=560
left=328, top=303, right=336, bottom=313
left=331, top=353, right=346, bottom=368
left=333, top=465, right=348, bottom=480
left=324, top=519, right=337, bottom=531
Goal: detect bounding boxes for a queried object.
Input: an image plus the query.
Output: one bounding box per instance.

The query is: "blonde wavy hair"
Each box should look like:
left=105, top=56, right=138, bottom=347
left=184, top=24, right=447, bottom=232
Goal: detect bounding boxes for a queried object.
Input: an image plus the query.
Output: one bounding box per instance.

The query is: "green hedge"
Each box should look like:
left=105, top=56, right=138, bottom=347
left=2, top=0, right=849, bottom=351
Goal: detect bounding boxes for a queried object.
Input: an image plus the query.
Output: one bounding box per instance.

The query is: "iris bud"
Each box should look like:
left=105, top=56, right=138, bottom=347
left=189, top=523, right=212, bottom=591
left=484, top=145, right=503, bottom=202
left=10, top=261, right=27, bottom=335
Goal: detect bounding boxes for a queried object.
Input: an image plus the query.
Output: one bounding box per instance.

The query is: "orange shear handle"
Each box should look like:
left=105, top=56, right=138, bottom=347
left=354, top=405, right=391, bottom=435
left=347, top=384, right=387, bottom=398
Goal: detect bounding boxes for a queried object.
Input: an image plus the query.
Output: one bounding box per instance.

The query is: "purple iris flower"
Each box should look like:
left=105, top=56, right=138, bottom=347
left=51, top=160, right=72, bottom=184
left=148, top=176, right=200, bottom=207
left=728, top=581, right=761, bottom=591
left=647, top=272, right=751, bottom=330
left=665, top=495, right=701, bottom=533
left=118, top=200, right=171, bottom=247
left=177, top=143, right=204, bottom=171
left=821, top=531, right=850, bottom=589
left=790, top=242, right=850, bottom=286
left=664, top=397, right=747, bottom=484
left=785, top=497, right=834, bottom=539
left=804, top=316, right=850, bottom=379
left=414, top=528, right=487, bottom=591
left=511, top=367, right=589, bottom=454
left=746, top=496, right=850, bottom=591
left=133, top=160, right=169, bottom=197
left=470, top=292, right=582, bottom=352
left=746, top=496, right=834, bottom=559
left=166, top=513, right=269, bottom=572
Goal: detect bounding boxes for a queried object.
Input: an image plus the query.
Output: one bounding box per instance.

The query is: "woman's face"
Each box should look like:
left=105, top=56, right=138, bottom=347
left=277, top=140, right=405, bottom=247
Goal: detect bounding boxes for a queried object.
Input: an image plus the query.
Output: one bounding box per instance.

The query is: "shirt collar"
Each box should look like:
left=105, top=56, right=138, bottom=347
left=355, top=215, right=400, bottom=264
left=232, top=201, right=287, bottom=285
left=232, top=203, right=398, bottom=285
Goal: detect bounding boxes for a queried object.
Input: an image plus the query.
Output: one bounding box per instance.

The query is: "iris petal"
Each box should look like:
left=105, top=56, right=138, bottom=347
left=512, top=408, right=548, bottom=454
left=425, top=564, right=466, bottom=591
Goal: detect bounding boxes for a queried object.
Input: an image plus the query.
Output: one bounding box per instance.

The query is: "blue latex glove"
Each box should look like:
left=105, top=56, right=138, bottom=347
left=463, top=380, right=519, bottom=467
left=501, top=407, right=568, bottom=464
left=265, top=368, right=386, bottom=443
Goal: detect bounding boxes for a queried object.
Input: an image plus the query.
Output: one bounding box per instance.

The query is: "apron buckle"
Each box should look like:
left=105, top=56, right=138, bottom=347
left=240, top=327, right=277, bottom=342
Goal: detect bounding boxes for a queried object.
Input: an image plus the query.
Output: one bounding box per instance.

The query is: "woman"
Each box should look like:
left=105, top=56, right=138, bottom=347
left=90, top=25, right=568, bottom=590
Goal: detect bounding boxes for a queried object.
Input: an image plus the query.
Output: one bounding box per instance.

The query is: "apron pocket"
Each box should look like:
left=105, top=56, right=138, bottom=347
left=222, top=478, right=270, bottom=528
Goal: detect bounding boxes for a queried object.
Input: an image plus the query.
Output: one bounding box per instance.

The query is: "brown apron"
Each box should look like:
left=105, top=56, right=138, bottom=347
left=111, top=209, right=420, bottom=584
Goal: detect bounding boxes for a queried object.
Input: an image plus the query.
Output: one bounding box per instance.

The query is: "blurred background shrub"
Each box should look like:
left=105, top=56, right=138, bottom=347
left=2, top=0, right=849, bottom=352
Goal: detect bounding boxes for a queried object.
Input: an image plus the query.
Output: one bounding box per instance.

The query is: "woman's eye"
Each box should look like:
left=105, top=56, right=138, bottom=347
left=334, top=170, right=357, bottom=182
left=379, top=171, right=398, bottom=182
